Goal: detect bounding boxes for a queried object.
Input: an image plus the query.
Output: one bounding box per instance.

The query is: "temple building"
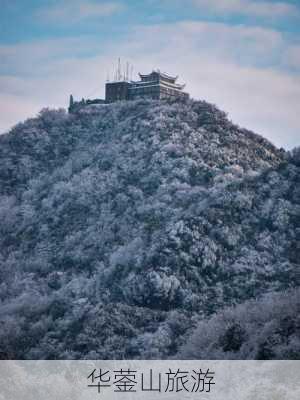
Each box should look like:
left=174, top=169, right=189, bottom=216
left=105, top=70, right=189, bottom=103
left=69, top=69, right=189, bottom=112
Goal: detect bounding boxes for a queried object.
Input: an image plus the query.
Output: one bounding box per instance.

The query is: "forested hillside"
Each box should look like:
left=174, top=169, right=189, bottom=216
left=0, top=98, right=298, bottom=359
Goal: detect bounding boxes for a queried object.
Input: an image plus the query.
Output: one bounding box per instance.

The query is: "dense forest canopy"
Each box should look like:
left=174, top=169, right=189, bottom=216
left=0, top=98, right=299, bottom=359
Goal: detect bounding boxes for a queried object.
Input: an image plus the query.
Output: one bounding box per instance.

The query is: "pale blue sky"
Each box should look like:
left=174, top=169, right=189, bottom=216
left=1, top=0, right=300, bottom=148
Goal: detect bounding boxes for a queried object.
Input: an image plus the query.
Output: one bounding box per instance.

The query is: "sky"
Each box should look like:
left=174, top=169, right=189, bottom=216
left=0, top=0, right=300, bottom=149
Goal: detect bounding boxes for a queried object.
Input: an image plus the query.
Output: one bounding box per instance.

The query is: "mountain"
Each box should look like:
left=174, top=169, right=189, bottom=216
left=0, top=98, right=299, bottom=359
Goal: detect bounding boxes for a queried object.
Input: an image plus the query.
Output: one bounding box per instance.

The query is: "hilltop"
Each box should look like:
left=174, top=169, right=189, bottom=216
left=0, top=98, right=299, bottom=359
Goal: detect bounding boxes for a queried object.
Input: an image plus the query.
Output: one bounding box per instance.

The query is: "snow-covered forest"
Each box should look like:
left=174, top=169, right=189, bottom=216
left=0, top=98, right=299, bottom=359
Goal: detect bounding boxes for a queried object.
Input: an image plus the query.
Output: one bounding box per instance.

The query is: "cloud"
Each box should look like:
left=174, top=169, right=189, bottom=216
left=132, top=21, right=284, bottom=66
left=1, top=20, right=299, bottom=149
left=0, top=93, right=44, bottom=134
left=283, top=45, right=300, bottom=70
left=0, top=37, right=103, bottom=77
left=191, top=0, right=299, bottom=19
left=38, top=0, right=124, bottom=23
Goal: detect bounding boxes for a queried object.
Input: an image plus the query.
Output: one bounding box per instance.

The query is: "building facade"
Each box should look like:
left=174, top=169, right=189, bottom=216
left=105, top=81, right=132, bottom=103
left=69, top=70, right=189, bottom=112
left=105, top=70, right=189, bottom=103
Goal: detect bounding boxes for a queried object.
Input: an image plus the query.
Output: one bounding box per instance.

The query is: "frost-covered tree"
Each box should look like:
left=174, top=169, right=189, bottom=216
left=0, top=98, right=298, bottom=359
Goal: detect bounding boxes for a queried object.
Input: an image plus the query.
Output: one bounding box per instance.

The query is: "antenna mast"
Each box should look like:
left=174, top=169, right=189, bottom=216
left=126, top=62, right=129, bottom=81
left=118, top=57, right=121, bottom=81
left=113, top=62, right=116, bottom=81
